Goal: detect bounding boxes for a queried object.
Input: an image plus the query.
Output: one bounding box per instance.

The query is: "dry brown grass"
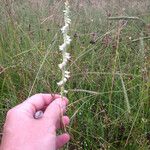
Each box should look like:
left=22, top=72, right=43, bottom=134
left=26, top=0, right=150, bottom=12
left=75, top=0, right=150, bottom=14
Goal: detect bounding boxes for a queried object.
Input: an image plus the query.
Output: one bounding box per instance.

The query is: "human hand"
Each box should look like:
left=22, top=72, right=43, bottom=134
left=0, top=93, right=70, bottom=150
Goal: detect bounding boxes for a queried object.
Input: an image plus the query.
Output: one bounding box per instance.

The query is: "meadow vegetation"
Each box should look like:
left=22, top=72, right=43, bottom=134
left=0, top=0, right=150, bottom=149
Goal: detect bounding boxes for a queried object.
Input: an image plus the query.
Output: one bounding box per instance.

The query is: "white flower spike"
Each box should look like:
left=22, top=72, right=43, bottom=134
left=57, top=0, right=71, bottom=96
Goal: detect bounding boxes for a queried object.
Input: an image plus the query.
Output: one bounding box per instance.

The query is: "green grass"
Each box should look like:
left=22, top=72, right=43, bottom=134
left=0, top=0, right=150, bottom=149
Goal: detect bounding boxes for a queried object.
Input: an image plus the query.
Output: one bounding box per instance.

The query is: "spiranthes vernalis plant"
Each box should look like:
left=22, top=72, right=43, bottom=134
left=57, top=0, right=71, bottom=96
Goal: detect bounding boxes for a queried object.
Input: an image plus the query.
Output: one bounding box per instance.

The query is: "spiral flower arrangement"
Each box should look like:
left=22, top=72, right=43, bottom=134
left=57, top=0, right=71, bottom=96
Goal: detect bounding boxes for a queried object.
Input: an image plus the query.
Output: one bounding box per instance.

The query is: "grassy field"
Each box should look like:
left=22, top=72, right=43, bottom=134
left=0, top=0, right=150, bottom=149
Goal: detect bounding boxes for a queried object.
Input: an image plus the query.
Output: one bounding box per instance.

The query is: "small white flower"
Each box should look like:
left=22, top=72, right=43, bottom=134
left=65, top=18, right=71, bottom=24
left=65, top=52, right=71, bottom=59
left=58, top=63, right=64, bottom=69
left=61, top=25, right=68, bottom=33
left=63, top=57, right=68, bottom=63
left=65, top=73, right=70, bottom=78
left=63, top=77, right=67, bottom=83
left=65, top=71, right=70, bottom=75
left=59, top=43, right=66, bottom=51
left=63, top=10, right=68, bottom=14
left=57, top=80, right=63, bottom=86
left=57, top=78, right=67, bottom=86
left=64, top=90, right=68, bottom=94
left=66, top=35, right=72, bottom=44
left=58, top=59, right=67, bottom=69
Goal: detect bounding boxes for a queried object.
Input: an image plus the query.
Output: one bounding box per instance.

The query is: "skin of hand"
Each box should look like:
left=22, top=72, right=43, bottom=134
left=0, top=93, right=70, bottom=150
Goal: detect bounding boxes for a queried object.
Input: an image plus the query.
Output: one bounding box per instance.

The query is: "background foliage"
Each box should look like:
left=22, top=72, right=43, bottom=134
left=0, top=0, right=150, bottom=149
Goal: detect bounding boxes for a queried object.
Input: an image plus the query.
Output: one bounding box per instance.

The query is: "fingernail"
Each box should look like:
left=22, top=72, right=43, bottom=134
left=34, top=111, right=43, bottom=119
left=62, top=99, right=67, bottom=106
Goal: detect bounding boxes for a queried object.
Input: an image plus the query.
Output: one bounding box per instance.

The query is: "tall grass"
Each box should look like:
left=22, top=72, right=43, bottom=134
left=0, top=0, right=150, bottom=149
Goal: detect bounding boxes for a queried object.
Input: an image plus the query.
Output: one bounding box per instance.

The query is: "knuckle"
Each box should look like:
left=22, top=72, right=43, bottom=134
left=6, top=108, right=16, bottom=118
left=34, top=93, right=43, bottom=97
left=31, top=93, right=44, bottom=100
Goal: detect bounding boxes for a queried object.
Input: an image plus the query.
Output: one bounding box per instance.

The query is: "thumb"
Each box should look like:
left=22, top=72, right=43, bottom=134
left=43, top=98, right=68, bottom=126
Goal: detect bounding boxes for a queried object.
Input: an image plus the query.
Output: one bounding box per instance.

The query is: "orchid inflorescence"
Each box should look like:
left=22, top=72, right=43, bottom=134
left=57, top=0, right=71, bottom=96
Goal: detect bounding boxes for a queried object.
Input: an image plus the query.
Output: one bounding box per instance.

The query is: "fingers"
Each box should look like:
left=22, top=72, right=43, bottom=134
left=20, top=93, right=61, bottom=115
left=56, top=133, right=70, bottom=149
left=43, top=98, right=68, bottom=126
left=56, top=116, right=70, bottom=129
